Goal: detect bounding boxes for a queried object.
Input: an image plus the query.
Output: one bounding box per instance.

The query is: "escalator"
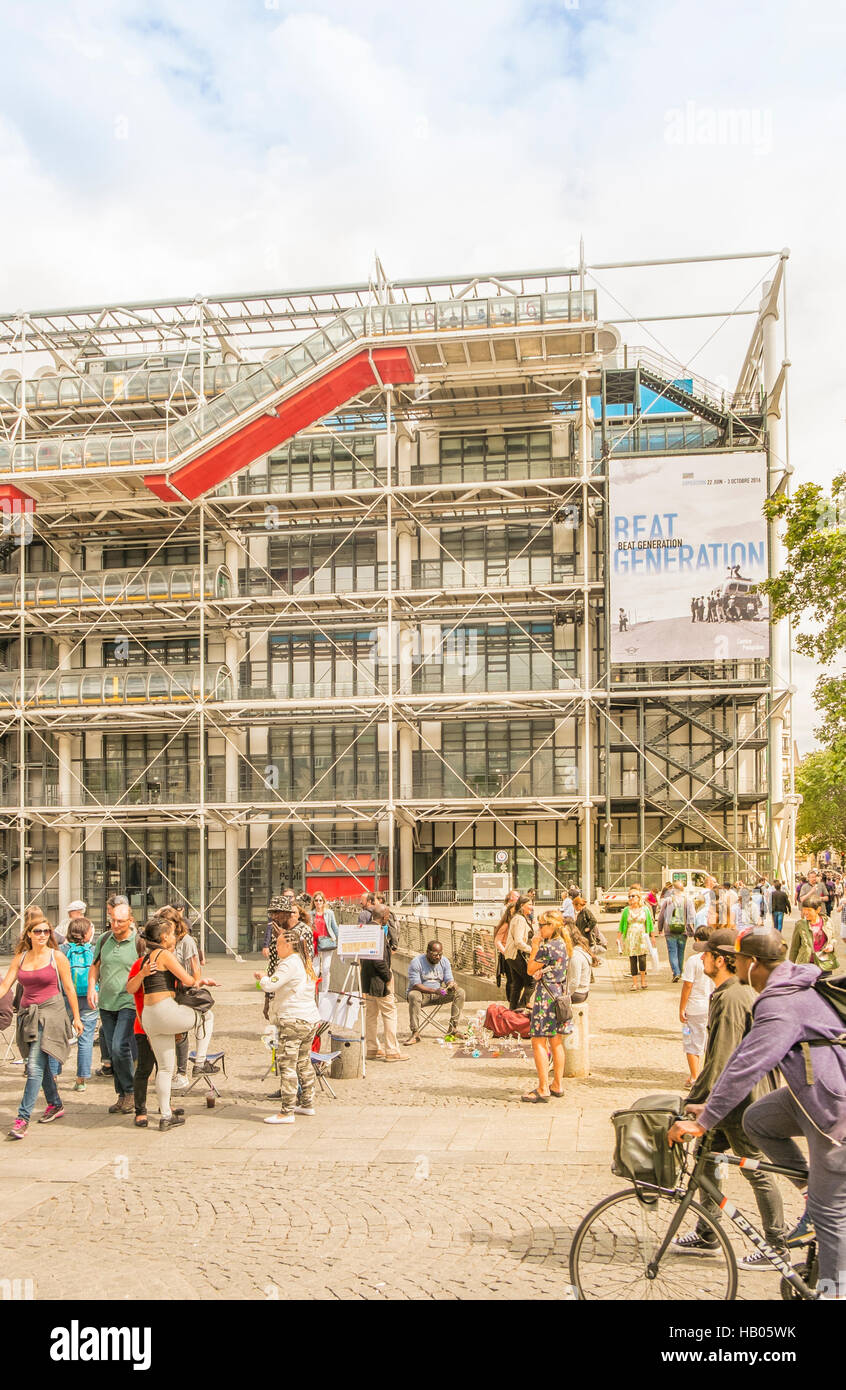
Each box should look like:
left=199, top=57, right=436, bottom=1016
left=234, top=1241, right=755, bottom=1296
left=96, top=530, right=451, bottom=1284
left=144, top=324, right=414, bottom=501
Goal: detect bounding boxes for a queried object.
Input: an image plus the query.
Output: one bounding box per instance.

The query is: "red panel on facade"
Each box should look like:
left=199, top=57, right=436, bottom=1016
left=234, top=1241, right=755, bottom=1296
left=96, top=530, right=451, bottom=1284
left=371, top=347, right=416, bottom=385
left=0, top=483, right=36, bottom=511
left=145, top=346, right=414, bottom=503
left=307, top=874, right=377, bottom=901
left=142, top=475, right=183, bottom=503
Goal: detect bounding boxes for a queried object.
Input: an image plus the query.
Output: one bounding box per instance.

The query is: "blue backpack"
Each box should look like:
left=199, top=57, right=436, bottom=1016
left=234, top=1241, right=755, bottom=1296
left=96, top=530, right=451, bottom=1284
left=65, top=942, right=93, bottom=997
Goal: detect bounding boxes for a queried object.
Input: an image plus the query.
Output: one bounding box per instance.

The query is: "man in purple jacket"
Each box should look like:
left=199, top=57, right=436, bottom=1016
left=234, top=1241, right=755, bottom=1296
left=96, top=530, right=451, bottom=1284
left=669, top=927, right=846, bottom=1296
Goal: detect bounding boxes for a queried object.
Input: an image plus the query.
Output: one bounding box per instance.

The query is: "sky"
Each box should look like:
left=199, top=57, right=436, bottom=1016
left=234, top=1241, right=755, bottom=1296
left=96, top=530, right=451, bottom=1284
left=1, top=0, right=843, bottom=749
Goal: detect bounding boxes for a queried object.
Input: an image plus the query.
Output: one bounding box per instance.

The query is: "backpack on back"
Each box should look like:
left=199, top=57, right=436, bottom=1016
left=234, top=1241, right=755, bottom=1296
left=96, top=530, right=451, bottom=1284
left=800, top=971, right=846, bottom=1083
left=668, top=899, right=687, bottom=936
left=65, top=942, right=93, bottom=997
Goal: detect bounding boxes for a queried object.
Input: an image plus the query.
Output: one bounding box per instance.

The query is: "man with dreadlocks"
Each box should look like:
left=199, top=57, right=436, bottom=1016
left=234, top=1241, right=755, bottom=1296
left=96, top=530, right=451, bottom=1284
left=259, top=921, right=320, bottom=1125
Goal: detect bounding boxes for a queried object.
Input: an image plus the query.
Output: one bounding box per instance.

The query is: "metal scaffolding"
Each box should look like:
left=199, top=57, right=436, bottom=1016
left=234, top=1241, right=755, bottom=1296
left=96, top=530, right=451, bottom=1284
left=0, top=249, right=793, bottom=951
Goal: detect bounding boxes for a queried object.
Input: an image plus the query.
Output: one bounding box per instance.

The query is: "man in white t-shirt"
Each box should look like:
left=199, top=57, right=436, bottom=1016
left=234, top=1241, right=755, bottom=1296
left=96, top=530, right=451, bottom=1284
left=679, top=928, right=714, bottom=1084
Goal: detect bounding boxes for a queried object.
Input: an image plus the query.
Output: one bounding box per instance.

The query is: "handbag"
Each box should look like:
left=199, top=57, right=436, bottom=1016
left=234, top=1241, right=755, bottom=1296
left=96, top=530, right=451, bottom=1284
left=317, top=936, right=336, bottom=953
left=540, top=976, right=573, bottom=1029
left=174, top=985, right=214, bottom=1014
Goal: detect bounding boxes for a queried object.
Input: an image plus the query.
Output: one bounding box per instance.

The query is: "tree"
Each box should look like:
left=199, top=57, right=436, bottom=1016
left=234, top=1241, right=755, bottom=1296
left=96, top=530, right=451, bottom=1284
left=762, top=472, right=846, bottom=743
left=795, top=737, right=846, bottom=858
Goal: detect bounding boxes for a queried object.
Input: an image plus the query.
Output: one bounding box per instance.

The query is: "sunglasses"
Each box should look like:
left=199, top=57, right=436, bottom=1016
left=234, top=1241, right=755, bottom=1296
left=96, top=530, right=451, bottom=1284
left=30, top=927, right=50, bottom=935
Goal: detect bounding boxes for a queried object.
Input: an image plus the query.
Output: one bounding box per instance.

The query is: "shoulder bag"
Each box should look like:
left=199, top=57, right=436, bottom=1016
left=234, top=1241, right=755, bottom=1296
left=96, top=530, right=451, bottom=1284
left=540, top=975, right=573, bottom=1029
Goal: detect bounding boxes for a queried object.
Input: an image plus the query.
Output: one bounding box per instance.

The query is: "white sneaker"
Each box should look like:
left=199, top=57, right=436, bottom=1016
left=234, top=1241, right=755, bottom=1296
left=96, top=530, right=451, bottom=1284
left=293, top=1105, right=315, bottom=1116
left=264, top=1113, right=295, bottom=1124
left=171, top=1074, right=190, bottom=1091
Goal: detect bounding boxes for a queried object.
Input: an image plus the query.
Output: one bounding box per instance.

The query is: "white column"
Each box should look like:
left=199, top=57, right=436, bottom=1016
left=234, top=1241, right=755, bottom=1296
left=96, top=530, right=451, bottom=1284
left=57, top=637, right=73, bottom=914
left=56, top=539, right=78, bottom=914
left=396, top=517, right=415, bottom=900
left=224, top=537, right=242, bottom=952
left=762, top=272, right=790, bottom=882
left=578, top=371, right=593, bottom=901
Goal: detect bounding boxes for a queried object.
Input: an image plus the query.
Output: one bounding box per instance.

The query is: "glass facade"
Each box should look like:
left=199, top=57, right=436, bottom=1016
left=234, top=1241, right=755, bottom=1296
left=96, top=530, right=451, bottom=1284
left=0, top=292, right=774, bottom=950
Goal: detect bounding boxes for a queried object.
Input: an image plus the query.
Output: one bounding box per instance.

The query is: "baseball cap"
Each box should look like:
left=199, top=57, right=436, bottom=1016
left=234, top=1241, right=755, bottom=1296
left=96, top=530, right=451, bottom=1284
left=732, top=928, right=787, bottom=963
left=704, top=929, right=738, bottom=956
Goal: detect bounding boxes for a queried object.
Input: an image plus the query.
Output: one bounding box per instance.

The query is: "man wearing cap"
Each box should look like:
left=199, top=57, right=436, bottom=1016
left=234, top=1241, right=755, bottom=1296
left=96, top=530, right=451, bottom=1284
left=669, top=928, right=846, bottom=1295
left=262, top=895, right=290, bottom=958
left=55, top=899, right=87, bottom=947
left=671, top=929, right=788, bottom=1269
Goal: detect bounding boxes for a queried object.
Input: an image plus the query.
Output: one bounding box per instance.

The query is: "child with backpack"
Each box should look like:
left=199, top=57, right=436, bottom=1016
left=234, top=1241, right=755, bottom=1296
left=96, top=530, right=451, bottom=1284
left=61, top=918, right=98, bottom=1091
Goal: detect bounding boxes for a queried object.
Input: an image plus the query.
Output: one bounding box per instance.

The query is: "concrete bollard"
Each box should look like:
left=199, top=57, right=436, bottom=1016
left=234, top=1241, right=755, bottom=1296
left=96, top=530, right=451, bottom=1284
left=564, top=1001, right=590, bottom=1078
left=330, top=1032, right=364, bottom=1080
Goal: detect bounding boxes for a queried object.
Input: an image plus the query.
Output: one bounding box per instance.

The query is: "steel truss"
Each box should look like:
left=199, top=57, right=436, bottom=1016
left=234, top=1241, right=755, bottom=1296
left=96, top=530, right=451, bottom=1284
left=0, top=250, right=792, bottom=951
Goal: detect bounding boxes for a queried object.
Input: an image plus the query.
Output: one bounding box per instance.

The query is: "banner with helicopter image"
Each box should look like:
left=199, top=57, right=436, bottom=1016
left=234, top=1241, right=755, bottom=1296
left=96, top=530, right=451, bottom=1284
left=609, top=451, right=770, bottom=663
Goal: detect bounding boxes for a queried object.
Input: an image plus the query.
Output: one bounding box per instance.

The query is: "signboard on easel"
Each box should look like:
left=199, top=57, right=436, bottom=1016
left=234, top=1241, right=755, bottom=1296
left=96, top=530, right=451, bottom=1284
left=336, top=924, right=385, bottom=960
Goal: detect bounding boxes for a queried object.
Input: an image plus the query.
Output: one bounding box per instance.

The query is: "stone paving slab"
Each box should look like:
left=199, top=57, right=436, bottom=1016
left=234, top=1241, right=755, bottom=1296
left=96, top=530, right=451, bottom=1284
left=0, top=942, right=814, bottom=1301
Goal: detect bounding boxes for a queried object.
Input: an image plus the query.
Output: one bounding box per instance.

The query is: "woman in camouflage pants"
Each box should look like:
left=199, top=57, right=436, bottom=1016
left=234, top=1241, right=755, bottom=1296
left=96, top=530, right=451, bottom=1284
left=260, top=929, right=320, bottom=1125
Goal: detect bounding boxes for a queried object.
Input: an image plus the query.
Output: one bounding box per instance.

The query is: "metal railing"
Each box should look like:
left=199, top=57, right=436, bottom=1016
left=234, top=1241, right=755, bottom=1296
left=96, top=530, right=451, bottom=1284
left=393, top=913, right=497, bottom=980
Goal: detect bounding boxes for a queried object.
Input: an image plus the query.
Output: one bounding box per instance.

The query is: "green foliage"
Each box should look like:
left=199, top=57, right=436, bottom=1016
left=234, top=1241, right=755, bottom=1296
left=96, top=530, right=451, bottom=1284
left=762, top=472, right=846, bottom=740
left=795, top=737, right=846, bottom=856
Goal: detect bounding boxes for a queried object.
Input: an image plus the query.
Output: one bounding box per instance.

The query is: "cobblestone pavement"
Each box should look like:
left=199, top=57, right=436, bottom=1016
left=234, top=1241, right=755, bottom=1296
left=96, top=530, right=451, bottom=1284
left=0, top=928, right=814, bottom=1301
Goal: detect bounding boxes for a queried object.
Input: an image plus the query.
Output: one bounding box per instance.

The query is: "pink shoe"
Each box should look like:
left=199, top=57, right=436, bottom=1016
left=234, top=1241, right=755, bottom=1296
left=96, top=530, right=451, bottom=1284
left=9, top=1118, right=28, bottom=1139
left=38, top=1104, right=65, bottom=1124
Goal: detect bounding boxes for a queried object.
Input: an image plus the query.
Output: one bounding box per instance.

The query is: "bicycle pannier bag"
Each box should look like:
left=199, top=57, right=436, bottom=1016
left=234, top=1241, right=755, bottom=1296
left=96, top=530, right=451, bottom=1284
left=611, top=1093, right=685, bottom=1193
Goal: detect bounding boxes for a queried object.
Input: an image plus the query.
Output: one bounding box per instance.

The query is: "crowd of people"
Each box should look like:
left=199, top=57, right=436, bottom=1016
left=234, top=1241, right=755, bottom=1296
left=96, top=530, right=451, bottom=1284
left=0, top=895, right=219, bottom=1137
left=3, top=867, right=844, bottom=1294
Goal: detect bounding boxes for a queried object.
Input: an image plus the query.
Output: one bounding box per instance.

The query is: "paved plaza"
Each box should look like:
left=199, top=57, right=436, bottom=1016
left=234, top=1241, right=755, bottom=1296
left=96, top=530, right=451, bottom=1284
left=0, top=929, right=811, bottom=1301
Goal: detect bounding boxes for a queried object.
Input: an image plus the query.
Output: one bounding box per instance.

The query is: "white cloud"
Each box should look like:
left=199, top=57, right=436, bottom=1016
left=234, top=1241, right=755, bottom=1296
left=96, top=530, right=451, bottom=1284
left=0, top=0, right=842, bottom=748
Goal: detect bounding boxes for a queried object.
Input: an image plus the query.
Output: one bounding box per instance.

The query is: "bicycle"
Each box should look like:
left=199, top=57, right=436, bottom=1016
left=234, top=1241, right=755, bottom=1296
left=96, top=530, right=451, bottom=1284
left=569, top=1128, right=818, bottom=1300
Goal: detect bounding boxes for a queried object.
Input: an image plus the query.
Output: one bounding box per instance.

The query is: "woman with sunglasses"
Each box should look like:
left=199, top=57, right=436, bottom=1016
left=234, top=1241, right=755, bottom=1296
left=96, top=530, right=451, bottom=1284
left=310, top=893, right=338, bottom=997
left=0, top=913, right=83, bottom=1138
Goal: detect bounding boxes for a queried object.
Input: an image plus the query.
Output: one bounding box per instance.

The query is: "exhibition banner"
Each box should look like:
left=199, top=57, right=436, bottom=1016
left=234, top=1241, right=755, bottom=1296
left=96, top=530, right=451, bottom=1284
left=609, top=452, right=770, bottom=664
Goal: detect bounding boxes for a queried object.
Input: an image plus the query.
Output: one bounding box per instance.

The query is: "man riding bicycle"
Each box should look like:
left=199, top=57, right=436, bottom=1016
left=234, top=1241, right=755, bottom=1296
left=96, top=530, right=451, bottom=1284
left=668, top=928, right=846, bottom=1297
left=671, top=929, right=789, bottom=1269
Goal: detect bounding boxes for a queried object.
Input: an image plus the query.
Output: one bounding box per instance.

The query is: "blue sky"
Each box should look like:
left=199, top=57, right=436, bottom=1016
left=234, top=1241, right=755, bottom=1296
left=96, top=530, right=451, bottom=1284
left=1, top=0, right=844, bottom=747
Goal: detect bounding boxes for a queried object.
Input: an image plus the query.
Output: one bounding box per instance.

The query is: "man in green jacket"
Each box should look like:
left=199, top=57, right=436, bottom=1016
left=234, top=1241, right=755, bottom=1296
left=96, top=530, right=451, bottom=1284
left=672, top=929, right=789, bottom=1270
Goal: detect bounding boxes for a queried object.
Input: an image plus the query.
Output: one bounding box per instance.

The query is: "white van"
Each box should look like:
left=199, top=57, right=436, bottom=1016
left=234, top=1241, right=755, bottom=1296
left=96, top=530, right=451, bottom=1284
left=662, top=867, right=710, bottom=898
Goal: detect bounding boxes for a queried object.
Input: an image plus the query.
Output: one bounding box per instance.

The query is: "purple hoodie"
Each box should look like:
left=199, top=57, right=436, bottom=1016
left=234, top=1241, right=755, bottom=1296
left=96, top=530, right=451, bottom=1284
left=699, top=961, right=846, bottom=1145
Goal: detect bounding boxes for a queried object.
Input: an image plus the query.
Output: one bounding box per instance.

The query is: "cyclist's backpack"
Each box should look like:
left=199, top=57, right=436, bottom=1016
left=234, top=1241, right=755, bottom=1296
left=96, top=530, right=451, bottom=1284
left=611, top=1093, right=685, bottom=1199
left=801, top=971, right=846, bottom=1082
left=65, top=942, right=93, bottom=997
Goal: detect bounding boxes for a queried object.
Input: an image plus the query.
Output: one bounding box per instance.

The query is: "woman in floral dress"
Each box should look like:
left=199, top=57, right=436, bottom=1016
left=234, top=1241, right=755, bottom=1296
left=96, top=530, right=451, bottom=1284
left=619, top=888, right=655, bottom=992
left=521, top=909, right=572, bottom=1103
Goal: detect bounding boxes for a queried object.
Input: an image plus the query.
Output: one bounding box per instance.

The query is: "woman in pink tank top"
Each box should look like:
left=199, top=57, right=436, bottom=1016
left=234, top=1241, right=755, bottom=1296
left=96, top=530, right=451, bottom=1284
left=0, top=912, right=83, bottom=1138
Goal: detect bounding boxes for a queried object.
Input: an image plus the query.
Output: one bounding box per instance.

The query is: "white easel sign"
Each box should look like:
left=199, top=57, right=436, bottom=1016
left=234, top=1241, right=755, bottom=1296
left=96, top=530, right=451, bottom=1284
left=336, top=925, right=385, bottom=960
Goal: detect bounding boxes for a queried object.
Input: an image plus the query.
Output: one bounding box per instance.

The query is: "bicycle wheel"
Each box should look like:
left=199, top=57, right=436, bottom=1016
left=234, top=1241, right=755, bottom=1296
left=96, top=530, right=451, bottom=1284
left=780, top=1245, right=818, bottom=1301
left=569, top=1188, right=738, bottom=1300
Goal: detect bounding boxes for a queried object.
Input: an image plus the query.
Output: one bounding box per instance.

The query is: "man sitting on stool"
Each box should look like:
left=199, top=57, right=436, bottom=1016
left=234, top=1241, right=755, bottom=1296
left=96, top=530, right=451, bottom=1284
left=405, top=941, right=465, bottom=1042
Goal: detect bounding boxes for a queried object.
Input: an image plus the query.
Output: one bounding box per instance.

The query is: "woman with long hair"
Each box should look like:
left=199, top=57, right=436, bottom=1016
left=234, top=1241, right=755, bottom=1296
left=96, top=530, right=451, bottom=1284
left=503, top=895, right=535, bottom=1010
left=521, top=909, right=572, bottom=1103
left=1, top=913, right=83, bottom=1138
left=164, top=906, right=215, bottom=1088
left=60, top=916, right=98, bottom=1090
left=126, top=918, right=217, bottom=1131
left=310, top=892, right=339, bottom=998
left=260, top=926, right=320, bottom=1124
left=494, top=894, right=519, bottom=990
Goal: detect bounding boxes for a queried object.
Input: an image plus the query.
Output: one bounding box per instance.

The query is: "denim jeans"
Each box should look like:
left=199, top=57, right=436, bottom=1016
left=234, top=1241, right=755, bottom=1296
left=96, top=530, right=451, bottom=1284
left=68, top=1004, right=99, bottom=1080
left=98, top=1007, right=136, bottom=1095
left=666, top=934, right=687, bottom=977
left=773, top=911, right=784, bottom=933
left=18, top=1022, right=61, bottom=1121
